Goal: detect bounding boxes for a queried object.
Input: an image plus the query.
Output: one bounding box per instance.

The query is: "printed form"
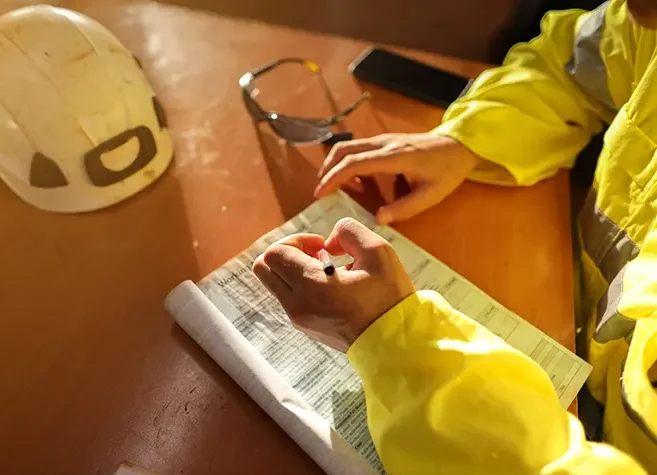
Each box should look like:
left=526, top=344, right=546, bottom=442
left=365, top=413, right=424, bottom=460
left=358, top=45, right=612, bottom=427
left=165, top=192, right=592, bottom=475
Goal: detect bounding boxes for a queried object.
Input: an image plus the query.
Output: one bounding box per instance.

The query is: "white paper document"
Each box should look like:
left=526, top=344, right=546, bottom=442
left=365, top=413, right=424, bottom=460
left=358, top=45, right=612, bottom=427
left=165, top=192, right=592, bottom=475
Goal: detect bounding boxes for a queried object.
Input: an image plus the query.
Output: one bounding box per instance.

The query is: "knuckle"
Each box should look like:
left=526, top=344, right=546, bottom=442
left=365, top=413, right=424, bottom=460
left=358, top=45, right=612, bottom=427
left=367, top=239, right=394, bottom=257
left=379, top=133, right=400, bottom=144
left=335, top=217, right=358, bottom=232
left=344, top=151, right=373, bottom=168
left=262, top=244, right=285, bottom=265
left=329, top=141, right=351, bottom=158
left=336, top=216, right=357, bottom=227
left=252, top=254, right=267, bottom=273
left=341, top=154, right=358, bottom=168
left=332, top=140, right=350, bottom=151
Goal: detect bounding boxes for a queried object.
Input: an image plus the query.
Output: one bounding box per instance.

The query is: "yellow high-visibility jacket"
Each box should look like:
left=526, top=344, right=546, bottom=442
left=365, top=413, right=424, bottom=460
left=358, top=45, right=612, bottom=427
left=347, top=1, right=657, bottom=473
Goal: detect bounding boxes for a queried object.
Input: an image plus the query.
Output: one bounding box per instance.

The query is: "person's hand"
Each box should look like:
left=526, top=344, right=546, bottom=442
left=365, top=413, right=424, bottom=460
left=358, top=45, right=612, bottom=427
left=252, top=218, right=415, bottom=352
left=315, top=133, right=481, bottom=224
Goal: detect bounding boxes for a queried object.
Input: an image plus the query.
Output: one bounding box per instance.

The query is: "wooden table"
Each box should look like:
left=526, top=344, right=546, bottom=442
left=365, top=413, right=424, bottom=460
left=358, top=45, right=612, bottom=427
left=0, top=2, right=575, bottom=474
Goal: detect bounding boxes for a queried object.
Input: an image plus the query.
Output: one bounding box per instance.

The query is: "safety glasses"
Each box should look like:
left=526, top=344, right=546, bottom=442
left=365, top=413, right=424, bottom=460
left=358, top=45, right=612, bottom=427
left=239, top=58, right=370, bottom=145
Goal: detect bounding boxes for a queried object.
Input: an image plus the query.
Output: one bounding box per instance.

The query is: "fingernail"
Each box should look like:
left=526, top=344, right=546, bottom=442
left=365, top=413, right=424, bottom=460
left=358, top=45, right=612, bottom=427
left=377, top=211, right=392, bottom=225
left=313, top=185, right=321, bottom=197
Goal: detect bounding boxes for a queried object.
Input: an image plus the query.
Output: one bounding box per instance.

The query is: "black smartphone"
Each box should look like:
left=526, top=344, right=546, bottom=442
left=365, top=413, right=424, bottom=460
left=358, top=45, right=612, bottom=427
left=349, top=47, right=470, bottom=108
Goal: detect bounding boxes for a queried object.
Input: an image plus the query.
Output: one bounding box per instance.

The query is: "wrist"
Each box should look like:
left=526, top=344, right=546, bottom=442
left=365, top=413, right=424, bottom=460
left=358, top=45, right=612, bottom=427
left=432, top=133, right=482, bottom=167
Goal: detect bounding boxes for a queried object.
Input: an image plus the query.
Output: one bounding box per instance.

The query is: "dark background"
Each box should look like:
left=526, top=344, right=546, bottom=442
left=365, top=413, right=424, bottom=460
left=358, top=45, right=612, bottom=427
left=154, top=0, right=604, bottom=63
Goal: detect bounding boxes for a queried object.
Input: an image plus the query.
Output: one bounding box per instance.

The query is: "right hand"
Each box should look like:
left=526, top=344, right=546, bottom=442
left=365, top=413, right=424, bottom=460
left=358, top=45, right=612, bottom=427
left=252, top=218, right=415, bottom=352
left=315, top=133, right=481, bottom=224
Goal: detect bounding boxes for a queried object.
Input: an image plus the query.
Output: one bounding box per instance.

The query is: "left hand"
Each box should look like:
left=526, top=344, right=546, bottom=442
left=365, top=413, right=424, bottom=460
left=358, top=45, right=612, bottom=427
left=252, top=218, right=415, bottom=352
left=315, top=133, right=481, bottom=224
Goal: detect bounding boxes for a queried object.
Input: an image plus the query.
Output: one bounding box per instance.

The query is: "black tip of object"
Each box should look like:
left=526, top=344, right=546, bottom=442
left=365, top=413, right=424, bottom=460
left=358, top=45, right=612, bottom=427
left=324, top=265, right=335, bottom=276
left=322, top=131, right=353, bottom=146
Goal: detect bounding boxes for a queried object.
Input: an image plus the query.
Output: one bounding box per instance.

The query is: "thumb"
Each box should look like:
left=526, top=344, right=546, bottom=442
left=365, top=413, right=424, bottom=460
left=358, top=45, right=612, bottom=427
left=325, top=217, right=388, bottom=259
left=376, top=179, right=461, bottom=224
left=374, top=185, right=436, bottom=224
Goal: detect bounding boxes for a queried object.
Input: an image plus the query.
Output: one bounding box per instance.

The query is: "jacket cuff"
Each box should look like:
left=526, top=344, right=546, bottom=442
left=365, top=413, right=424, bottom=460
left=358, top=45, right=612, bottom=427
left=347, top=290, right=440, bottom=379
left=433, top=117, right=523, bottom=186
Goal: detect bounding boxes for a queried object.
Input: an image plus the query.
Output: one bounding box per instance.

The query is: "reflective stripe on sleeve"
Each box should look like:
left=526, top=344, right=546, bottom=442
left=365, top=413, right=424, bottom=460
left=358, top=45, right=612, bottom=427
left=579, top=189, right=639, bottom=284
left=564, top=2, right=617, bottom=115
left=579, top=189, right=639, bottom=343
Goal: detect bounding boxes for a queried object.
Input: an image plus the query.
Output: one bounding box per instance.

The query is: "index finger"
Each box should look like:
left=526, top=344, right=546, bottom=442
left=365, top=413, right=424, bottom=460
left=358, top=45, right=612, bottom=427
left=262, top=234, right=325, bottom=287
left=272, top=233, right=325, bottom=257
left=325, top=217, right=389, bottom=258
left=319, top=139, right=381, bottom=177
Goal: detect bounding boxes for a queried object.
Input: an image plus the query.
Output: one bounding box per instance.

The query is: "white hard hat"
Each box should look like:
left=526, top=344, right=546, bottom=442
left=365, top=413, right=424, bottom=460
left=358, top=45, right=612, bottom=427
left=0, top=5, right=174, bottom=213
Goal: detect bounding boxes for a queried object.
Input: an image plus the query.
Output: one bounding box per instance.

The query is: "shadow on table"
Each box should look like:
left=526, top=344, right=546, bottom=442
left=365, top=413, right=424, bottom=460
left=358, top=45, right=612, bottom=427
left=254, top=126, right=320, bottom=220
